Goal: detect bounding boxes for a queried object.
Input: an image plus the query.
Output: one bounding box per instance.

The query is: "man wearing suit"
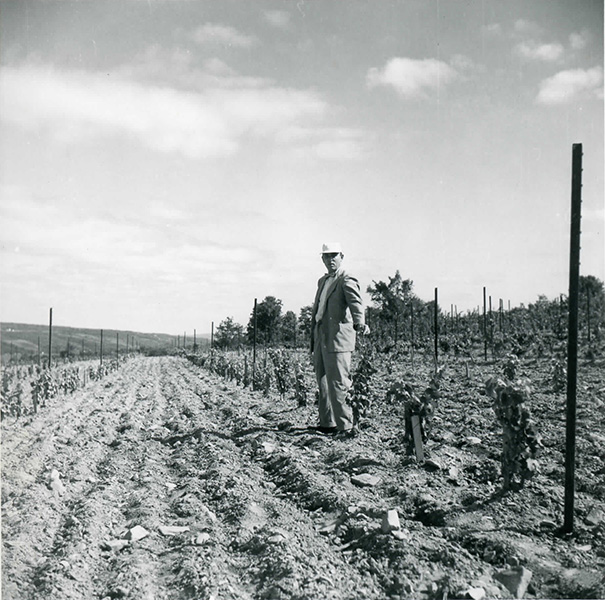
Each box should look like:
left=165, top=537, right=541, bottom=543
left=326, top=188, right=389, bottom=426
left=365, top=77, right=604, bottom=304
left=310, top=242, right=370, bottom=438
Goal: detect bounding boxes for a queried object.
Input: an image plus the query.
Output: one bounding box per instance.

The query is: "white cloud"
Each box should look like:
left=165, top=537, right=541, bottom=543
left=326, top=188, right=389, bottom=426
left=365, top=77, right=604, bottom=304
left=536, top=66, right=603, bottom=105
left=515, top=41, right=564, bottom=62
left=514, top=19, right=542, bottom=36
left=484, top=23, right=502, bottom=36
left=264, top=10, right=290, bottom=30
left=569, top=30, right=590, bottom=51
left=0, top=63, right=338, bottom=159
left=279, top=127, right=366, bottom=160
left=366, top=57, right=458, bottom=99
left=191, top=23, right=258, bottom=48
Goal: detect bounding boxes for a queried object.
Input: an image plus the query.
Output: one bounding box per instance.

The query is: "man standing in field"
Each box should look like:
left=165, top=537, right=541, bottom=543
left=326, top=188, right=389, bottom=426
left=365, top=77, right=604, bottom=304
left=310, top=242, right=370, bottom=438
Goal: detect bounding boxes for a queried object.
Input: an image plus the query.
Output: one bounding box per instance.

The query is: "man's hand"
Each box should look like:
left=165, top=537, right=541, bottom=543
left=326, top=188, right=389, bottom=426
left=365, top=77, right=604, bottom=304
left=354, top=323, right=370, bottom=335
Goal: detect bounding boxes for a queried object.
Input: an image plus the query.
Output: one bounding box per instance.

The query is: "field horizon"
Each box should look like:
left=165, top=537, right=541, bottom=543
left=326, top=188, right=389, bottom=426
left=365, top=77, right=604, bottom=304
left=0, top=321, right=211, bottom=364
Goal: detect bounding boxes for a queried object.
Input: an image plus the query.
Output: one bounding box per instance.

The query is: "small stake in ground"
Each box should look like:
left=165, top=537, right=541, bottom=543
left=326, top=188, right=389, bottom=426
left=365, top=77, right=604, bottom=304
left=411, top=415, right=425, bottom=463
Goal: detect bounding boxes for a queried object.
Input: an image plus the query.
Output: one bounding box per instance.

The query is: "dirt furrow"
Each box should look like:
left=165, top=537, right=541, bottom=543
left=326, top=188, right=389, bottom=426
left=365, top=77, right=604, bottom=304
left=3, top=354, right=604, bottom=599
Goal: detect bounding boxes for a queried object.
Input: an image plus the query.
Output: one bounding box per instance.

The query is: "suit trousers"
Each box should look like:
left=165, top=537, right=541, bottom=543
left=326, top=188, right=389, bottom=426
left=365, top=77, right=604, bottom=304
left=313, top=324, right=354, bottom=431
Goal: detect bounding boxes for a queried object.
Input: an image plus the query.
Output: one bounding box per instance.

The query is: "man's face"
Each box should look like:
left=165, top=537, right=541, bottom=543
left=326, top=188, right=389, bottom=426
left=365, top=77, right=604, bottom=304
left=322, top=252, right=343, bottom=275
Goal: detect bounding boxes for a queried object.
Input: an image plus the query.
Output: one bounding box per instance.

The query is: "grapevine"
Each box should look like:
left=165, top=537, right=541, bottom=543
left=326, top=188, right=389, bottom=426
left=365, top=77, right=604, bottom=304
left=387, top=367, right=444, bottom=455
left=268, top=348, right=292, bottom=401
left=485, top=377, right=541, bottom=491
left=551, top=359, right=567, bottom=393
left=346, top=345, right=377, bottom=427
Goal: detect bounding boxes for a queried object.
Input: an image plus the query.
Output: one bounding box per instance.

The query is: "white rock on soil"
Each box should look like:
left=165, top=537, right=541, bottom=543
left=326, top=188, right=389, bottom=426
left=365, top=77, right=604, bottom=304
left=159, top=525, right=190, bottom=536
left=49, top=469, right=66, bottom=496
left=125, top=525, right=149, bottom=541
left=262, top=441, right=276, bottom=454
left=350, top=473, right=381, bottom=487
left=194, top=532, right=210, bottom=545
left=584, top=507, right=603, bottom=527
left=381, top=510, right=401, bottom=533
left=458, top=587, right=486, bottom=600
left=448, top=466, right=460, bottom=481
left=494, top=566, right=532, bottom=599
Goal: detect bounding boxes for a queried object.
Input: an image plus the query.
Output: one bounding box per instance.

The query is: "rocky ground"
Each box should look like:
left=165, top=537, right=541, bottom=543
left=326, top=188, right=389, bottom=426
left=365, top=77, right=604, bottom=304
left=2, top=352, right=604, bottom=599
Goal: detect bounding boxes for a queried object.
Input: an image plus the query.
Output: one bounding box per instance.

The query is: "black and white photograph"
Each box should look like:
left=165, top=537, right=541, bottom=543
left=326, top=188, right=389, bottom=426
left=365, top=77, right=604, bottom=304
left=1, top=1, right=604, bottom=598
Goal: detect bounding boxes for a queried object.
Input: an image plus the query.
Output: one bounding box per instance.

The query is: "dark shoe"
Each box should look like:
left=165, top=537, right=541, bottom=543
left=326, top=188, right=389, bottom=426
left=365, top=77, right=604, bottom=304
left=334, top=428, right=358, bottom=440
left=307, top=425, right=337, bottom=434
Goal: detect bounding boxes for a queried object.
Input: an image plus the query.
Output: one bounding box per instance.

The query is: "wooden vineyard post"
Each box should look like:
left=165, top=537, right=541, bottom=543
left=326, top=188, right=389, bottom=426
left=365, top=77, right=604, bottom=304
left=489, top=295, right=493, bottom=358
left=586, top=291, right=591, bottom=344
left=411, top=415, right=425, bottom=463
left=210, top=322, right=214, bottom=368
left=38, top=336, right=41, bottom=366
left=116, top=332, right=119, bottom=363
left=483, top=287, right=488, bottom=362
left=100, top=329, right=104, bottom=366
left=47, top=307, right=53, bottom=368
left=193, top=329, right=197, bottom=352
left=408, top=303, right=413, bottom=367
left=563, top=143, right=583, bottom=534
left=433, top=288, right=439, bottom=367
left=252, top=299, right=258, bottom=390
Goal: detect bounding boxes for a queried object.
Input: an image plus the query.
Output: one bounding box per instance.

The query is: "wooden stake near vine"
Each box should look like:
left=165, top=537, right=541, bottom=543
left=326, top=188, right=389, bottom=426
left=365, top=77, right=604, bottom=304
left=48, top=307, right=53, bottom=369
left=411, top=415, right=425, bottom=463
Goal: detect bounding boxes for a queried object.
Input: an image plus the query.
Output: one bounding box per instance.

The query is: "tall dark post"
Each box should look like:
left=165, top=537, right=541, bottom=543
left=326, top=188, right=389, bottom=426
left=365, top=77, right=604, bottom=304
left=252, top=299, right=258, bottom=390
left=210, top=323, right=214, bottom=349
left=116, top=332, right=119, bottom=362
left=489, top=295, right=493, bottom=357
left=38, top=336, right=41, bottom=366
left=48, top=307, right=53, bottom=368
left=100, top=329, right=104, bottom=366
left=184, top=332, right=187, bottom=349
left=586, top=291, right=591, bottom=344
left=193, top=329, right=197, bottom=352
left=564, top=143, right=583, bottom=534
left=410, top=302, right=415, bottom=368
left=434, top=288, right=439, bottom=366
left=482, top=288, right=487, bottom=361
left=126, top=334, right=129, bottom=355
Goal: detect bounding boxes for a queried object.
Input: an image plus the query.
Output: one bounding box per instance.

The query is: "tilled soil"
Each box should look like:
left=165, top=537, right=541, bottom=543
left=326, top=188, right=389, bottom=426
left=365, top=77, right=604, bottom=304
left=2, top=355, right=604, bottom=599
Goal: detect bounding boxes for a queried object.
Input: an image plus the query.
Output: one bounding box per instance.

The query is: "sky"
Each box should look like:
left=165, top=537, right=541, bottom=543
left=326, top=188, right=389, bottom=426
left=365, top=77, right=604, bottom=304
left=0, top=0, right=603, bottom=335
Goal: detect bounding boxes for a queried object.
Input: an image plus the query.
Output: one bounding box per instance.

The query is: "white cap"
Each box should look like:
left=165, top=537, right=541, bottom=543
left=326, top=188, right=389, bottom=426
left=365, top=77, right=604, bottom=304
left=321, top=242, right=343, bottom=254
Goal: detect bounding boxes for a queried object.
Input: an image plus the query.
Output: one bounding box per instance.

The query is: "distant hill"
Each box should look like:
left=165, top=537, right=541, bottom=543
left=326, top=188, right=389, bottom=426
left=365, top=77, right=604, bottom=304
left=0, top=322, right=210, bottom=365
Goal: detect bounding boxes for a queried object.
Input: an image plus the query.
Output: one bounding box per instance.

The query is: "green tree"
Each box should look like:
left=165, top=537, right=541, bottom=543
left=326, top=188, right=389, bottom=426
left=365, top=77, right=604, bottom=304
left=367, top=271, right=416, bottom=345
left=247, top=296, right=283, bottom=346
left=579, top=275, right=605, bottom=341
left=214, top=317, right=244, bottom=350
left=281, top=310, right=298, bottom=347
left=298, top=305, right=313, bottom=347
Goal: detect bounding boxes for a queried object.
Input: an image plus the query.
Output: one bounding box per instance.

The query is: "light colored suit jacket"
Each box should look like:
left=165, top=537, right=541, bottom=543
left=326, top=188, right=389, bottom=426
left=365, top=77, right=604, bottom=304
left=311, top=269, right=365, bottom=353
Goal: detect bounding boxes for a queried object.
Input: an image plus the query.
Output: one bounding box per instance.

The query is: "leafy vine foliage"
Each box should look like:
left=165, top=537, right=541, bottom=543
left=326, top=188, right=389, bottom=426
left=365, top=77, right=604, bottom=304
left=486, top=376, right=541, bottom=491
left=387, top=367, right=445, bottom=455
left=1, top=361, right=122, bottom=420
left=345, top=345, right=377, bottom=427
